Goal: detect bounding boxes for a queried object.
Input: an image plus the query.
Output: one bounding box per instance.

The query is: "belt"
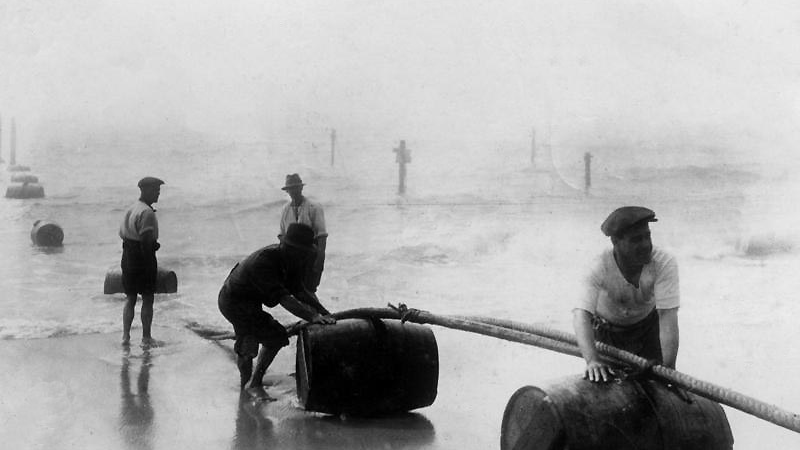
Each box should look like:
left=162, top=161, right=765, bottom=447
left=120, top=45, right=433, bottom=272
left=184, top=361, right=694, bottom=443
left=122, top=239, right=142, bottom=249
left=593, top=309, right=657, bottom=333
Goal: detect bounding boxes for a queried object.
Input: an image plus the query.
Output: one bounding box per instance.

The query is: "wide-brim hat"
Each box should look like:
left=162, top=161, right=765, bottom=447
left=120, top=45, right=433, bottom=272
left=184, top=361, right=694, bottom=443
left=282, top=173, right=305, bottom=190
left=601, top=206, right=657, bottom=237
left=283, top=223, right=317, bottom=253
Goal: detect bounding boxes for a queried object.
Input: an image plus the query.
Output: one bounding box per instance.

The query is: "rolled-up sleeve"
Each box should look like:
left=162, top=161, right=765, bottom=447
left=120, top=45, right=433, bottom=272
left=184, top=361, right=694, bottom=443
left=655, top=255, right=680, bottom=309
left=311, top=204, right=328, bottom=238
left=575, top=267, right=601, bottom=314
left=137, top=209, right=157, bottom=237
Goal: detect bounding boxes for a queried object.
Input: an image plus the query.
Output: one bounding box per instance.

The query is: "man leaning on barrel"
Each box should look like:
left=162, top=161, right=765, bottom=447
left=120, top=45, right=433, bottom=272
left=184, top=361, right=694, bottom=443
left=573, top=206, right=680, bottom=383
left=219, top=222, right=336, bottom=390
left=119, top=176, right=164, bottom=346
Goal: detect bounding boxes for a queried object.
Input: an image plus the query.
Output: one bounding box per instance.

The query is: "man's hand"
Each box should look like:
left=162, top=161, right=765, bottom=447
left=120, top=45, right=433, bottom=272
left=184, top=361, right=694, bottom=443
left=585, top=360, right=615, bottom=383
left=311, top=314, right=336, bottom=325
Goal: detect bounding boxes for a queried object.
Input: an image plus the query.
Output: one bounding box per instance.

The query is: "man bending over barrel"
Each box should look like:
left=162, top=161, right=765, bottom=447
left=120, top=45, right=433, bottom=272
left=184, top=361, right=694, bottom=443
left=219, top=223, right=336, bottom=389
left=573, top=206, right=680, bottom=383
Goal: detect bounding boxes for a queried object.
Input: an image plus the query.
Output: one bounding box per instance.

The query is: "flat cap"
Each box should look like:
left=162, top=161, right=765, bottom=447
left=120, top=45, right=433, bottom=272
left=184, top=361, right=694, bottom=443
left=601, top=206, right=657, bottom=237
left=138, top=176, right=165, bottom=188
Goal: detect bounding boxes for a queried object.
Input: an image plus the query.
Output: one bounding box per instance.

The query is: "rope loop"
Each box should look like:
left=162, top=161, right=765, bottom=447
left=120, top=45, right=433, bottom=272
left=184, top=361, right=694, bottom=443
left=387, top=302, right=423, bottom=323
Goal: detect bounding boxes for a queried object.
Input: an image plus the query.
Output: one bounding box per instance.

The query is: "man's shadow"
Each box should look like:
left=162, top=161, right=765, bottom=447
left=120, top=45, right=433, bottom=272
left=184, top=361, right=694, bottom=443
left=119, top=347, right=155, bottom=450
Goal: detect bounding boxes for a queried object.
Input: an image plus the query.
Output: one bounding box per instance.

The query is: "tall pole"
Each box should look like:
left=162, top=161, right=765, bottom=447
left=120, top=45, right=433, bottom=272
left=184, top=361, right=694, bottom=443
left=393, top=140, right=411, bottom=195
left=584, top=152, right=593, bottom=196
left=0, top=114, right=4, bottom=163
left=330, top=129, right=336, bottom=166
left=10, top=117, right=16, bottom=166
left=530, top=127, right=536, bottom=167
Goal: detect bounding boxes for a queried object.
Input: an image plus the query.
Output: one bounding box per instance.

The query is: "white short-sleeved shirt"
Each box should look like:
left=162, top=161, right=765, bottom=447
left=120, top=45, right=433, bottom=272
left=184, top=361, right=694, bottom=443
left=278, top=197, right=327, bottom=239
left=575, top=247, right=679, bottom=325
left=119, top=200, right=159, bottom=241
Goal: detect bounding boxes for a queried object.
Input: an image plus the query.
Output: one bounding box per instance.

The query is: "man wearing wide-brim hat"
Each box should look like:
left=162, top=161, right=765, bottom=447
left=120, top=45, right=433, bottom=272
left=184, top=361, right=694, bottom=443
left=118, top=176, right=165, bottom=345
left=218, top=223, right=336, bottom=389
left=572, top=206, right=680, bottom=383
left=277, top=173, right=328, bottom=292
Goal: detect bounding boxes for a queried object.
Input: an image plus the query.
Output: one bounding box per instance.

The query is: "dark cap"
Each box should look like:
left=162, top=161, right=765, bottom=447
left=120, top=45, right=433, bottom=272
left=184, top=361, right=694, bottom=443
left=601, top=206, right=657, bottom=237
left=138, top=176, right=165, bottom=188
left=281, top=173, right=304, bottom=190
left=282, top=223, right=317, bottom=253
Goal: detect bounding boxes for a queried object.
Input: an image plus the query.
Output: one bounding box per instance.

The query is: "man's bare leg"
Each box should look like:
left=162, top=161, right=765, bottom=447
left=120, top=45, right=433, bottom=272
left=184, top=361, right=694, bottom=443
left=140, top=293, right=154, bottom=342
left=248, top=345, right=281, bottom=388
left=122, top=294, right=137, bottom=344
left=237, top=354, right=253, bottom=390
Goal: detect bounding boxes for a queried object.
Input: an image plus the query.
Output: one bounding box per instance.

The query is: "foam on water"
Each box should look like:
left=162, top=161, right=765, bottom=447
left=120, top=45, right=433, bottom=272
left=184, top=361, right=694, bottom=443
left=0, top=134, right=796, bottom=340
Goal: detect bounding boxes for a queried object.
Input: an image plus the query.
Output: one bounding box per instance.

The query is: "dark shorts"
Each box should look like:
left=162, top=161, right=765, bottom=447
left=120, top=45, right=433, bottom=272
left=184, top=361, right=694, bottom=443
left=218, top=284, right=289, bottom=357
left=121, top=241, right=157, bottom=296
left=593, top=309, right=662, bottom=363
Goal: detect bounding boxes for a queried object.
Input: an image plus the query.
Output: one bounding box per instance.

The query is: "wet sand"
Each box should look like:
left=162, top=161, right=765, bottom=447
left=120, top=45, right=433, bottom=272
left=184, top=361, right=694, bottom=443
left=0, top=325, right=544, bottom=450
left=3, top=314, right=800, bottom=449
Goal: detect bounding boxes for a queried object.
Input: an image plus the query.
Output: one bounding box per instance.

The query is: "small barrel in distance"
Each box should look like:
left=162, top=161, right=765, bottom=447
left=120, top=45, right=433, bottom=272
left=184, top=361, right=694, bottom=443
left=31, top=220, right=64, bottom=247
left=6, top=183, right=44, bottom=199
left=103, top=267, right=178, bottom=294
left=11, top=174, right=39, bottom=183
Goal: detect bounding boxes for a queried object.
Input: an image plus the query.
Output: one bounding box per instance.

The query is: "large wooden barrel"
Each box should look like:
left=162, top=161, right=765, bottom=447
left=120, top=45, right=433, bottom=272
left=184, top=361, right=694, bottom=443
left=296, top=318, right=439, bottom=416
left=501, top=376, right=733, bottom=450
left=5, top=183, right=44, bottom=199
left=31, top=220, right=64, bottom=247
left=11, top=174, right=39, bottom=183
left=103, top=267, right=178, bottom=294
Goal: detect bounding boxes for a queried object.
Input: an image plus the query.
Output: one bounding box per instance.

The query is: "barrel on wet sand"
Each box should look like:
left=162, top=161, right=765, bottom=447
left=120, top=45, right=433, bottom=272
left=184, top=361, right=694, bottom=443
left=501, top=375, right=733, bottom=450
left=6, top=183, right=44, bottom=199
left=31, top=220, right=64, bottom=247
left=296, top=318, right=439, bottom=416
left=103, top=267, right=178, bottom=294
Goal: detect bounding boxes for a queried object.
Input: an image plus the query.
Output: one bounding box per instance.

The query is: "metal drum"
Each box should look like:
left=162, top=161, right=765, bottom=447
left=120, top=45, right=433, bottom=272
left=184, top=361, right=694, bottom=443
left=31, top=220, right=64, bottom=247
left=6, top=183, right=44, bottom=199
left=103, top=267, right=178, bottom=294
left=501, top=375, right=733, bottom=450
left=296, top=318, right=439, bottom=416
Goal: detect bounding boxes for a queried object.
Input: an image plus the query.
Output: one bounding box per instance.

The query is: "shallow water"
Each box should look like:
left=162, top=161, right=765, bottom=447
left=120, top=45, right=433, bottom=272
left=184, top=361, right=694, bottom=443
left=2, top=136, right=800, bottom=448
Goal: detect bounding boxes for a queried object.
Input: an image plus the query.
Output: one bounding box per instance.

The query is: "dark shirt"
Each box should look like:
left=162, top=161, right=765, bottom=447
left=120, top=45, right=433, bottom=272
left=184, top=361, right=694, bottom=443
left=223, top=245, right=307, bottom=308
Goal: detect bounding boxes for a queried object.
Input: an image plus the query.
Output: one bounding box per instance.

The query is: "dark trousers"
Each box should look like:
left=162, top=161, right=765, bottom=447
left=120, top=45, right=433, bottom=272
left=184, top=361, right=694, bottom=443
left=593, top=309, right=662, bottom=363
left=121, top=240, right=157, bottom=296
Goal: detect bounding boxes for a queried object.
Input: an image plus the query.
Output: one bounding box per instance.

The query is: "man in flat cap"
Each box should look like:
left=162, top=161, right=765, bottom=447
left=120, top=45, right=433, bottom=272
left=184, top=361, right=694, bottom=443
left=119, top=176, right=164, bottom=345
left=573, top=206, right=680, bottom=382
left=219, top=223, right=336, bottom=389
left=277, top=173, right=328, bottom=292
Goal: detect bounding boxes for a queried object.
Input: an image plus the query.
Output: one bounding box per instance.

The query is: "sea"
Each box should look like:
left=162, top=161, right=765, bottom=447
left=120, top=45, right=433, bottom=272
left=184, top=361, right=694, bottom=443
left=2, top=131, right=800, bottom=448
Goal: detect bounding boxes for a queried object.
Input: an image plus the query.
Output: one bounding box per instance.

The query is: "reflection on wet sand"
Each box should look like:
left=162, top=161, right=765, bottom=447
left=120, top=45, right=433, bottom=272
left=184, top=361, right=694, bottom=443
left=231, top=391, right=436, bottom=450
left=232, top=391, right=275, bottom=450
left=119, top=347, right=154, bottom=450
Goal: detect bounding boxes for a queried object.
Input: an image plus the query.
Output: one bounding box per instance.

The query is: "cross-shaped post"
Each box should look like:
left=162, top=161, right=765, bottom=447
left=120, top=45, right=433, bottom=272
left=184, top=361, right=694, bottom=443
left=393, top=140, right=411, bottom=195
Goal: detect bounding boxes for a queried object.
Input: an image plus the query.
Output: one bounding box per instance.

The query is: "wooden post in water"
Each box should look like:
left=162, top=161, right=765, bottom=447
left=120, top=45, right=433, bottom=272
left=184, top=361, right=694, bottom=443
left=330, top=129, right=336, bottom=166
left=583, top=152, right=592, bottom=195
left=530, top=127, right=536, bottom=167
left=10, top=117, right=16, bottom=166
left=393, top=140, right=411, bottom=195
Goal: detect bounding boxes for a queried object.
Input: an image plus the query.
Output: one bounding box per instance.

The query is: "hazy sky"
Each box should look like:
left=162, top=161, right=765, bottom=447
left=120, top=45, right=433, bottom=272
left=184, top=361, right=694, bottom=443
left=2, top=0, right=800, bottom=165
